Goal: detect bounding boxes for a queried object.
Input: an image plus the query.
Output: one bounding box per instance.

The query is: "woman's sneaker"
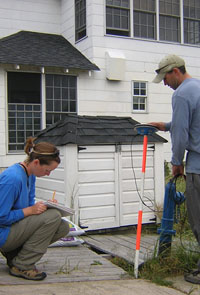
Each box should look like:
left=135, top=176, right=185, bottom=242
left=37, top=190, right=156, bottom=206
left=184, top=270, right=200, bottom=284
left=9, top=266, right=47, bottom=281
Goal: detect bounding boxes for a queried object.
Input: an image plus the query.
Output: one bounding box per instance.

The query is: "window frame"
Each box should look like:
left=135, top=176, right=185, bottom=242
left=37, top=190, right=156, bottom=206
left=133, top=0, right=156, bottom=40
left=106, top=0, right=131, bottom=37
left=159, top=0, right=181, bottom=43
left=75, top=0, right=87, bottom=42
left=7, top=72, right=42, bottom=152
left=105, top=0, right=200, bottom=46
left=132, top=80, right=148, bottom=113
left=183, top=0, right=200, bottom=45
left=7, top=72, right=77, bottom=153
left=45, top=74, right=77, bottom=127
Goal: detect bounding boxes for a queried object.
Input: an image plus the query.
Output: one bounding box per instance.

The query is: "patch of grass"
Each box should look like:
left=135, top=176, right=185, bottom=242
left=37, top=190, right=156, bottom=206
left=139, top=244, right=199, bottom=285
left=138, top=171, right=199, bottom=286
left=110, top=167, right=199, bottom=287
left=110, top=243, right=199, bottom=287
left=90, top=260, right=103, bottom=265
left=111, top=256, right=135, bottom=277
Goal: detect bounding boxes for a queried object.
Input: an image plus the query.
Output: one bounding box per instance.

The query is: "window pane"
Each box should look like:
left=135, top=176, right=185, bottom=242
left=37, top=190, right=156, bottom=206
left=184, top=19, right=200, bottom=44
left=159, top=15, right=180, bottom=42
left=133, top=0, right=156, bottom=39
left=54, top=88, right=61, bottom=99
left=46, top=99, right=53, bottom=111
left=45, top=75, right=53, bottom=86
left=62, top=100, right=69, bottom=112
left=134, top=0, right=155, bottom=12
left=184, top=0, right=200, bottom=44
left=133, top=81, right=147, bottom=112
left=7, top=72, right=41, bottom=152
left=54, top=100, right=61, bottom=112
left=46, top=88, right=53, bottom=99
left=159, top=0, right=180, bottom=43
left=45, top=74, right=77, bottom=127
left=106, top=0, right=130, bottom=36
left=75, top=0, right=86, bottom=41
left=7, top=72, right=41, bottom=104
left=159, top=0, right=180, bottom=16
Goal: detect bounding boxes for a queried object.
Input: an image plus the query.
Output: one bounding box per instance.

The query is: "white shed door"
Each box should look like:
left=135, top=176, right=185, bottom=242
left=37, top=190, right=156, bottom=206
left=78, top=144, right=155, bottom=230
left=119, top=145, right=155, bottom=226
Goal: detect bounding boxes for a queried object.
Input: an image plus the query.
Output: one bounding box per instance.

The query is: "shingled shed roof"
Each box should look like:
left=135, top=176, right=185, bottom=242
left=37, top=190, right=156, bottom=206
left=35, top=114, right=167, bottom=146
left=0, top=31, right=99, bottom=71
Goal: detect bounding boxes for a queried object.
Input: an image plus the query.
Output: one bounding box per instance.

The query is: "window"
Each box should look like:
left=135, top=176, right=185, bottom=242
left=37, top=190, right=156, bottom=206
left=75, top=0, right=86, bottom=41
left=134, top=0, right=156, bottom=39
left=184, top=0, right=200, bottom=45
left=105, top=1, right=200, bottom=45
left=132, top=81, right=147, bottom=112
left=159, top=0, right=180, bottom=42
left=7, top=72, right=77, bottom=152
left=106, top=0, right=130, bottom=36
left=45, top=74, right=77, bottom=126
left=7, top=72, right=41, bottom=152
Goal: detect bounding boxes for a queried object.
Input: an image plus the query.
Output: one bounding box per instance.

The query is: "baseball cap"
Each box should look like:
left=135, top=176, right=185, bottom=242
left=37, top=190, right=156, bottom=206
left=153, top=54, right=185, bottom=83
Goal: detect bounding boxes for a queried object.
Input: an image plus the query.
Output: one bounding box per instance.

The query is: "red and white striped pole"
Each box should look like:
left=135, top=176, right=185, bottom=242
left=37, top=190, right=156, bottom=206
left=134, top=134, right=148, bottom=278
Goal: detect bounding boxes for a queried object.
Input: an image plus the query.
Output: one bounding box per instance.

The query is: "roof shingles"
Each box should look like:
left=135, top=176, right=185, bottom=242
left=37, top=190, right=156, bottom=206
left=35, top=114, right=167, bottom=146
left=0, top=31, right=99, bottom=71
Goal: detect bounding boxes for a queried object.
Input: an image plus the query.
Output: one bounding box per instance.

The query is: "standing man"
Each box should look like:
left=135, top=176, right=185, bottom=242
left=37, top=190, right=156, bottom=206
left=151, top=54, right=200, bottom=284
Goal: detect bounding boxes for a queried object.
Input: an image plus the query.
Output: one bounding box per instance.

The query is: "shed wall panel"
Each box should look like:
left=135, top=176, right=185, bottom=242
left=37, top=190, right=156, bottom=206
left=78, top=144, right=156, bottom=230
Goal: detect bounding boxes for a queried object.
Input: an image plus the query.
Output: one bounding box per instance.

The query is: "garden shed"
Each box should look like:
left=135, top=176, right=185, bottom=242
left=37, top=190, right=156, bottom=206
left=35, top=114, right=167, bottom=231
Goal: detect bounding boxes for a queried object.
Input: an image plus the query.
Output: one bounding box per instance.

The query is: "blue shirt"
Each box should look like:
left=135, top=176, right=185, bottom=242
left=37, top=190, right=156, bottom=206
left=166, top=78, right=200, bottom=173
left=0, top=163, right=36, bottom=247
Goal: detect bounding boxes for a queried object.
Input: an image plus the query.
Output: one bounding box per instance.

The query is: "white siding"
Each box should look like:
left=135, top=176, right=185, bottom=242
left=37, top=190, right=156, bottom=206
left=0, top=0, right=61, bottom=38
left=78, top=145, right=120, bottom=230
left=1, top=0, right=199, bottom=164
left=119, top=145, right=155, bottom=226
left=77, top=144, right=160, bottom=230
left=65, top=0, right=200, bottom=162
left=61, top=0, right=74, bottom=43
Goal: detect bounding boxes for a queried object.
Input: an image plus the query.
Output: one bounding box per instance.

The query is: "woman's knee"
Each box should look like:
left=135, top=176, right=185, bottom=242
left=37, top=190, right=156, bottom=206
left=44, top=209, right=62, bottom=225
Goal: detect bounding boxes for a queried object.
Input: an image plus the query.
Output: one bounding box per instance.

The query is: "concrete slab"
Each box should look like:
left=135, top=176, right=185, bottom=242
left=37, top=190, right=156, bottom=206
left=169, top=275, right=200, bottom=295
left=0, top=279, right=186, bottom=295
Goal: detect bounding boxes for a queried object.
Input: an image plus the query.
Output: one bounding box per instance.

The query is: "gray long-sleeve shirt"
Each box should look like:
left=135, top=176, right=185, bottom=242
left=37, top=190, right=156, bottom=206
left=165, top=78, right=200, bottom=174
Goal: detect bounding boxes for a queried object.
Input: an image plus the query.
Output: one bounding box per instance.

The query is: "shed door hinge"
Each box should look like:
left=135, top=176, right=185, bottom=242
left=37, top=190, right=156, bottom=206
left=78, top=146, right=87, bottom=152
left=115, top=144, right=121, bottom=153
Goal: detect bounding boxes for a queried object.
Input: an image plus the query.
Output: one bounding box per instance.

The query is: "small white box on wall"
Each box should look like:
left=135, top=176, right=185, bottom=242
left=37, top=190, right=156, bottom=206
left=105, top=50, right=125, bottom=81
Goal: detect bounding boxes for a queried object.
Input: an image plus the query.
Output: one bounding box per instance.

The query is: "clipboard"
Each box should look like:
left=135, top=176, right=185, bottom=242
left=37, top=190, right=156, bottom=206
left=44, top=201, right=75, bottom=217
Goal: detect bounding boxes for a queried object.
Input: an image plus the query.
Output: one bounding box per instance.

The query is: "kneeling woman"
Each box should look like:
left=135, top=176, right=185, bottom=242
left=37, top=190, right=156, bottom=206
left=0, top=137, right=69, bottom=280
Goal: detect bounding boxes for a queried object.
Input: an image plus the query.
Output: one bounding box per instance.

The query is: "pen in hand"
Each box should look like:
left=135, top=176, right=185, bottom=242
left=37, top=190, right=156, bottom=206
left=52, top=191, right=56, bottom=202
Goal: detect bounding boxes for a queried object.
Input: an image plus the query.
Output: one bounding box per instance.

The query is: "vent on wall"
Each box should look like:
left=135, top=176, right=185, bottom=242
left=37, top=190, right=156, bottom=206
left=105, top=50, right=125, bottom=81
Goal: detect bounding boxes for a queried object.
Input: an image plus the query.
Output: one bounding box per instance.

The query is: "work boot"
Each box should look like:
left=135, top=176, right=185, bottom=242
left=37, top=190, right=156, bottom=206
left=9, top=266, right=47, bottom=281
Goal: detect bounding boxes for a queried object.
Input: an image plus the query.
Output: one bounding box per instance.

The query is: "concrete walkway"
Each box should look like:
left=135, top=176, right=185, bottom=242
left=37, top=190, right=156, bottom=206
left=0, top=242, right=200, bottom=294
left=0, top=279, right=192, bottom=295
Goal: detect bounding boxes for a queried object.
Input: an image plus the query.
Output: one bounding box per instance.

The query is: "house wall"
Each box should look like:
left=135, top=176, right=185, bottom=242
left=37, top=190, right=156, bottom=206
left=0, top=0, right=61, bottom=38
left=0, top=0, right=167, bottom=229
left=0, top=0, right=63, bottom=167
left=0, top=0, right=200, bottom=165
left=62, top=0, right=200, bottom=162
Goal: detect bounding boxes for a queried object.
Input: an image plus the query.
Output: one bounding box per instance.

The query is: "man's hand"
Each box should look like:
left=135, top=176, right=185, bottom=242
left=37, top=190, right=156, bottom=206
left=148, top=122, right=166, bottom=131
left=172, top=165, right=184, bottom=177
